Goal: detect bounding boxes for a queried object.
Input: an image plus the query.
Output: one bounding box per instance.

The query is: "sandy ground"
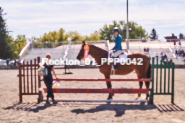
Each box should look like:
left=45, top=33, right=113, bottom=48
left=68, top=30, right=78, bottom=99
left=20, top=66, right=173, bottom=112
left=0, top=69, right=185, bottom=123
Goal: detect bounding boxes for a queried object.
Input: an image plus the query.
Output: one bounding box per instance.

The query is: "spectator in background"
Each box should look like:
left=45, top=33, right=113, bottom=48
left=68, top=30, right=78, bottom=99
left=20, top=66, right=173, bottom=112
left=181, top=50, right=184, bottom=56
left=175, top=50, right=178, bottom=55
left=169, top=59, right=173, bottom=64
left=155, top=53, right=159, bottom=58
left=147, top=47, right=149, bottom=52
left=144, top=47, right=146, bottom=52
left=163, top=54, right=167, bottom=59
left=179, top=41, right=181, bottom=48
left=178, top=49, right=181, bottom=55
left=161, top=54, right=167, bottom=62
left=14, top=60, right=16, bottom=66
left=160, top=52, right=163, bottom=58
left=6, top=58, right=10, bottom=66
left=174, top=41, right=176, bottom=48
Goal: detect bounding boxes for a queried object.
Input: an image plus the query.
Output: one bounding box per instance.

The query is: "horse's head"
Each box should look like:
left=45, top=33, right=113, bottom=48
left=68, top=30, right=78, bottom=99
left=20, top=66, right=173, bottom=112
left=76, top=41, right=87, bottom=60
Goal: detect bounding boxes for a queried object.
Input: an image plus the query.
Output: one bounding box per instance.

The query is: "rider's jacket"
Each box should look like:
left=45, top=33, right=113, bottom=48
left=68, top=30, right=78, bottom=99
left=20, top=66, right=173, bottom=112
left=112, top=34, right=123, bottom=51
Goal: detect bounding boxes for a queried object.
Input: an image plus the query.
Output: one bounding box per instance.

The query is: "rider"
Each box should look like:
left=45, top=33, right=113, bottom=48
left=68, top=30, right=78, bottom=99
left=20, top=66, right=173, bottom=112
left=111, top=27, right=123, bottom=70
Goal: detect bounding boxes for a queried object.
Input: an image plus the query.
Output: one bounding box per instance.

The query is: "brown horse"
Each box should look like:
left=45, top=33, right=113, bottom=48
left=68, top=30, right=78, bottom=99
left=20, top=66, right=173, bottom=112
left=77, top=43, right=151, bottom=100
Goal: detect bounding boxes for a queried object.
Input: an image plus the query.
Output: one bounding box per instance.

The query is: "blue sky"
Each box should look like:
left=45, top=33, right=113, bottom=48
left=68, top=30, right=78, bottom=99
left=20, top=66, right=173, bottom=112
left=1, top=0, right=185, bottom=39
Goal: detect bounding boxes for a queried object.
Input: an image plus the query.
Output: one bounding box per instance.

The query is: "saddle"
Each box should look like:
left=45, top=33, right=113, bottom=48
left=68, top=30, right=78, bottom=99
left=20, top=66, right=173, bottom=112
left=109, top=50, right=130, bottom=75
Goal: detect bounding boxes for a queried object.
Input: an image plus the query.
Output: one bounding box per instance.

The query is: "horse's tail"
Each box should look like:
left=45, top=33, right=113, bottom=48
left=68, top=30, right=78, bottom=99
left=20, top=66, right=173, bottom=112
left=147, top=63, right=151, bottom=79
left=146, top=63, right=152, bottom=99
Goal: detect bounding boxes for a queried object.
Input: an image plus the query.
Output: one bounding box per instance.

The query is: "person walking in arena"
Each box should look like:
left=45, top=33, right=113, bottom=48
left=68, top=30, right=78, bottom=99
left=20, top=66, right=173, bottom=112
left=111, top=27, right=123, bottom=70
left=44, top=53, right=58, bottom=104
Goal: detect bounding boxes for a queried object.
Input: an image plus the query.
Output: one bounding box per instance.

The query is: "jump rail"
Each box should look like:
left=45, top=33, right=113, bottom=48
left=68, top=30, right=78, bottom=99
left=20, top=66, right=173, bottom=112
left=41, top=78, right=152, bottom=103
left=44, top=99, right=149, bottom=103
left=43, top=88, right=150, bottom=94
left=51, top=78, right=152, bottom=82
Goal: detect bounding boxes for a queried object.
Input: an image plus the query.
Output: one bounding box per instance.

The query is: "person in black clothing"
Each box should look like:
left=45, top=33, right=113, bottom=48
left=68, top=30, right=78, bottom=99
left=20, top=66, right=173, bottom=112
left=181, top=50, right=184, bottom=56
left=147, top=47, right=149, bottom=52
left=144, top=47, right=146, bottom=52
left=44, top=54, right=58, bottom=104
left=14, top=60, right=17, bottom=66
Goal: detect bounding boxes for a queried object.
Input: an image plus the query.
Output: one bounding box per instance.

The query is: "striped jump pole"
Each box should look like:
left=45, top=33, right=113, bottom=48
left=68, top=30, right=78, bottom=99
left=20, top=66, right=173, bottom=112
left=52, top=78, right=152, bottom=82
left=43, top=88, right=150, bottom=94
left=41, top=78, right=152, bottom=103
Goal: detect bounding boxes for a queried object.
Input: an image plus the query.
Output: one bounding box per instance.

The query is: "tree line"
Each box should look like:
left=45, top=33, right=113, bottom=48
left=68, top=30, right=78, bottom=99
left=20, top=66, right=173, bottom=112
left=31, top=20, right=148, bottom=43
left=0, top=8, right=27, bottom=59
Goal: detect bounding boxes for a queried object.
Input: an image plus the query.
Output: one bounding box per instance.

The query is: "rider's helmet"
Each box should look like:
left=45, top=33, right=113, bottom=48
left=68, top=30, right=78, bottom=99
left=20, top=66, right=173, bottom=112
left=113, top=27, right=120, bottom=33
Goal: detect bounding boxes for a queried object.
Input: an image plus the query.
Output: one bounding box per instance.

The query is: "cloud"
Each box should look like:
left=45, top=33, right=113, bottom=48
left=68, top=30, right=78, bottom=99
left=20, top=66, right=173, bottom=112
left=1, top=0, right=185, bottom=39
left=52, top=1, right=101, bottom=5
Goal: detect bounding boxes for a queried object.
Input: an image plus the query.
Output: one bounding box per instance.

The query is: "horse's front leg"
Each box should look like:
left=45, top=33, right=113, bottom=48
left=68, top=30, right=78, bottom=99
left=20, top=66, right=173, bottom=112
left=104, top=74, right=114, bottom=100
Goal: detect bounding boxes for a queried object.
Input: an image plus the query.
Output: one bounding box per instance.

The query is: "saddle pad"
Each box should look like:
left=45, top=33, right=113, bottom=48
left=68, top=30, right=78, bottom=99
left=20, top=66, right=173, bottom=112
left=118, top=54, right=128, bottom=63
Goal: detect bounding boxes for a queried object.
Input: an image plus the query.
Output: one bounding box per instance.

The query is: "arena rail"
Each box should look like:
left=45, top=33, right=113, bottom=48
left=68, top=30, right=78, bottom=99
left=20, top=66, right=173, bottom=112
left=18, top=57, right=175, bottom=104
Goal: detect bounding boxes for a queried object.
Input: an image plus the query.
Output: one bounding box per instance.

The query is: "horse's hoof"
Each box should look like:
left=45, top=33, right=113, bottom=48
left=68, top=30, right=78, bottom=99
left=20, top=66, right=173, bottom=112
left=107, top=98, right=112, bottom=104
left=138, top=93, right=141, bottom=97
left=46, top=101, right=50, bottom=104
left=107, top=97, right=112, bottom=100
left=107, top=94, right=114, bottom=100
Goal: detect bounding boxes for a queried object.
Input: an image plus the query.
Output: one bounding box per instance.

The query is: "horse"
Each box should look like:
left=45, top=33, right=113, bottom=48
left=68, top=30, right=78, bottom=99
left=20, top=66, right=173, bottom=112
left=77, top=43, right=151, bottom=100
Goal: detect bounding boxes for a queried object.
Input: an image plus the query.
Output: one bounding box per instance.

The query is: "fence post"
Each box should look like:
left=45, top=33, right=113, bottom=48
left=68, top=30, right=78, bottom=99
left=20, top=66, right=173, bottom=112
left=171, top=63, right=175, bottom=103
left=37, top=57, right=43, bottom=103
left=150, top=57, right=155, bottom=104
left=18, top=62, right=22, bottom=103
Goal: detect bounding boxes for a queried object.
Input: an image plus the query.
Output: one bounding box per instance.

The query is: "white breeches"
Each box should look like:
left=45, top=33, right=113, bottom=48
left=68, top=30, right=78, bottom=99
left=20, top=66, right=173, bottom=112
left=111, top=50, right=123, bottom=57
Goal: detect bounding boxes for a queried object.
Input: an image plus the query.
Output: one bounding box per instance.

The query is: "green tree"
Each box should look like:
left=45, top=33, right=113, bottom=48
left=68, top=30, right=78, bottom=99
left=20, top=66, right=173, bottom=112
left=179, top=33, right=184, bottom=39
left=40, top=31, right=58, bottom=42
left=28, top=36, right=40, bottom=43
left=58, top=28, right=68, bottom=41
left=149, top=28, right=158, bottom=40
left=84, top=31, right=100, bottom=41
left=99, top=21, right=116, bottom=41
left=0, top=7, right=13, bottom=59
left=39, top=29, right=68, bottom=42
left=14, top=35, right=26, bottom=53
left=68, top=31, right=84, bottom=41
left=89, top=31, right=100, bottom=40
left=10, top=35, right=27, bottom=59
left=128, top=22, right=148, bottom=39
left=8, top=36, right=17, bottom=59
left=100, top=20, right=148, bottom=42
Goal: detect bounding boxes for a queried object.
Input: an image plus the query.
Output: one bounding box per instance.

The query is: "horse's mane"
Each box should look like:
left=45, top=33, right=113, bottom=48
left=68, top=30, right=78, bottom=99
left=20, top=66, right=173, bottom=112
left=89, top=44, right=108, bottom=55
left=89, top=45, right=144, bottom=56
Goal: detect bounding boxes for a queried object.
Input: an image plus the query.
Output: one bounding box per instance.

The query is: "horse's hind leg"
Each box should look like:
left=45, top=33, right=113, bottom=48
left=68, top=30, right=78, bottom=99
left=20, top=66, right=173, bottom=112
left=135, top=71, right=143, bottom=100
left=138, top=81, right=143, bottom=98
left=145, top=82, right=150, bottom=100
left=145, top=63, right=151, bottom=100
left=135, top=80, right=143, bottom=100
left=104, top=74, right=113, bottom=99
